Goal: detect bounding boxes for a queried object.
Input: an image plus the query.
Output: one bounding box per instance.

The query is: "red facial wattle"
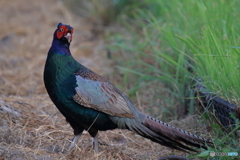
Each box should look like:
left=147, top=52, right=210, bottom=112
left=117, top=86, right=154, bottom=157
left=56, top=25, right=74, bottom=43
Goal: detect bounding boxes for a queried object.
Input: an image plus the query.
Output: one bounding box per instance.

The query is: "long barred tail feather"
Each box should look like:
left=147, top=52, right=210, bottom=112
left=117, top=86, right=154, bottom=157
left=113, top=113, right=212, bottom=152
left=142, top=115, right=212, bottom=151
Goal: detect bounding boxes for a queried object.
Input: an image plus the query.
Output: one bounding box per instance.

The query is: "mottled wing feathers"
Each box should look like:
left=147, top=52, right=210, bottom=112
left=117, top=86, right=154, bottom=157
left=73, top=71, right=134, bottom=118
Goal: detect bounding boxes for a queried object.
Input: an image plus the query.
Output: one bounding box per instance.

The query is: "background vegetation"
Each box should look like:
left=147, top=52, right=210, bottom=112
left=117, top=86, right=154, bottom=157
left=105, top=0, right=240, bottom=117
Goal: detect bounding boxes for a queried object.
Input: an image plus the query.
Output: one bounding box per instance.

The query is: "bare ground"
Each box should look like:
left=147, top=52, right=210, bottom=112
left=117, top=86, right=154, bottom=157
left=0, top=0, right=211, bottom=159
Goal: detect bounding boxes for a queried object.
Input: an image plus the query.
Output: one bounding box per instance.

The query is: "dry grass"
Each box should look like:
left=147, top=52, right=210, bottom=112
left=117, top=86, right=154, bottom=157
left=0, top=0, right=211, bottom=159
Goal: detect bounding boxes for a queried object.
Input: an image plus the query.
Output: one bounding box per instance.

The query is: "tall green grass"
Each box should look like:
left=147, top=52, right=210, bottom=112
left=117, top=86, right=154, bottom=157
left=174, top=1, right=240, bottom=105
left=108, top=0, right=240, bottom=119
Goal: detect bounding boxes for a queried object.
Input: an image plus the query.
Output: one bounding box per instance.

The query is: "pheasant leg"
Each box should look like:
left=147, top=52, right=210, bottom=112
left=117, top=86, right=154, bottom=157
left=92, top=133, right=99, bottom=152
left=68, top=133, right=82, bottom=151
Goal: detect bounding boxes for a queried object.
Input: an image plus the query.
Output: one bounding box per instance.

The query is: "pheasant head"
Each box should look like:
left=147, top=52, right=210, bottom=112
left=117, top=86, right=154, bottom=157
left=55, top=23, right=74, bottom=43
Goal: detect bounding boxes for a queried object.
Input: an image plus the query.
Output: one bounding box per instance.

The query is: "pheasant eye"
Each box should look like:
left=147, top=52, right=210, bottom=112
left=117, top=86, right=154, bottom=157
left=60, top=28, right=64, bottom=32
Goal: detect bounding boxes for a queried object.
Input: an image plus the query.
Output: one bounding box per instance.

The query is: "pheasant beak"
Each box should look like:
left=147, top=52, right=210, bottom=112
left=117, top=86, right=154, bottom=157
left=64, top=32, right=72, bottom=43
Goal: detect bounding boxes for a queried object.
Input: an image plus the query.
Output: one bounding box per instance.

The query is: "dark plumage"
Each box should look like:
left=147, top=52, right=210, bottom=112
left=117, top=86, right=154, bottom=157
left=44, top=23, right=212, bottom=153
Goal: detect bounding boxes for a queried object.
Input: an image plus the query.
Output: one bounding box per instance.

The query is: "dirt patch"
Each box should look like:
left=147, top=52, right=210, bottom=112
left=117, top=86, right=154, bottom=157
left=0, top=0, right=210, bottom=159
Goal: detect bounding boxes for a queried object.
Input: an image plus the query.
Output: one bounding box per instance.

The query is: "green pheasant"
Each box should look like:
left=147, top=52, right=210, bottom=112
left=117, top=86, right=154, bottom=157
left=44, top=23, right=212, bottom=153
